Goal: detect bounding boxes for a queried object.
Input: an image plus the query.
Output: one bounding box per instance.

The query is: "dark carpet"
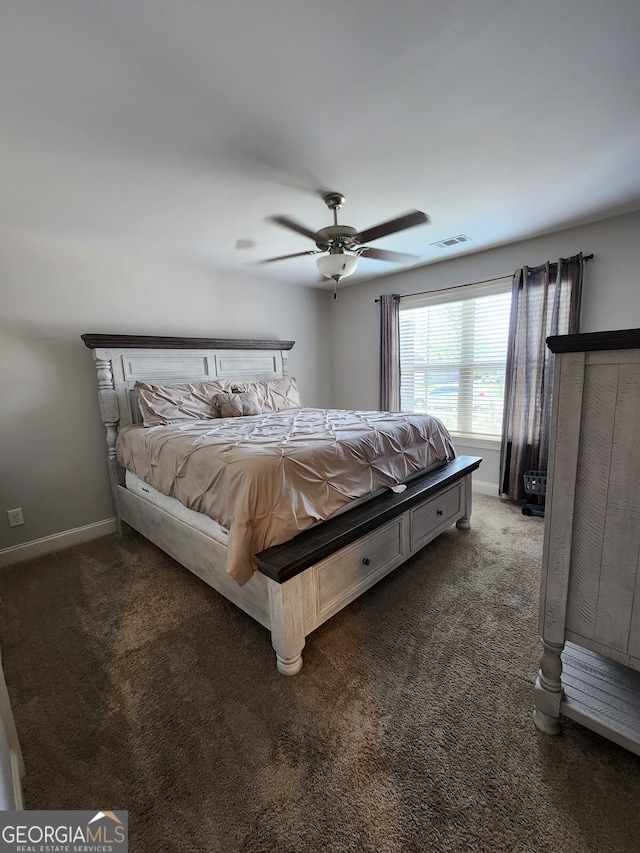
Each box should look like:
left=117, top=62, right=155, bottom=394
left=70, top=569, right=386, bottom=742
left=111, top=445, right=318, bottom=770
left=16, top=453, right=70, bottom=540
left=0, top=495, right=639, bottom=852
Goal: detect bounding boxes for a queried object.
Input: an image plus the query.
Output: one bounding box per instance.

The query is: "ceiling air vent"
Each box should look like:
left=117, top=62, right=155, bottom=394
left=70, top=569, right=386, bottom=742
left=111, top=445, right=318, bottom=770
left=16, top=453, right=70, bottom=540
left=431, top=235, right=471, bottom=249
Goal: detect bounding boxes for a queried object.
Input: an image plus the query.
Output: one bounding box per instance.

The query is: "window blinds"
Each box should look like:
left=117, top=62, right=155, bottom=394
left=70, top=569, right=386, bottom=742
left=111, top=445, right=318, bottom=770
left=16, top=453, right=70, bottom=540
left=399, top=279, right=512, bottom=438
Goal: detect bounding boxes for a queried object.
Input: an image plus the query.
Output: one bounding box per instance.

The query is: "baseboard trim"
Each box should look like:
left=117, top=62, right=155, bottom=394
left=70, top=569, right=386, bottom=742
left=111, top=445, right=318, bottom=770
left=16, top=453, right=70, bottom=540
left=0, top=519, right=117, bottom=568
left=472, top=479, right=498, bottom=496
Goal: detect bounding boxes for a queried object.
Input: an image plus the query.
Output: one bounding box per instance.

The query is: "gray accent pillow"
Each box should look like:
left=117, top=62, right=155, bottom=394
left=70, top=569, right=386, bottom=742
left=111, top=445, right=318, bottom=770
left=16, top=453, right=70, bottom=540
left=214, top=390, right=262, bottom=418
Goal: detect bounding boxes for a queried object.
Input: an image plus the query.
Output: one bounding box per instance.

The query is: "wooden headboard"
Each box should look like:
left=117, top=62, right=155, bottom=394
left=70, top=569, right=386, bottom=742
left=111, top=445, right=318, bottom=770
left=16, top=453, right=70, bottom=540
left=82, top=333, right=295, bottom=502
left=82, top=333, right=295, bottom=427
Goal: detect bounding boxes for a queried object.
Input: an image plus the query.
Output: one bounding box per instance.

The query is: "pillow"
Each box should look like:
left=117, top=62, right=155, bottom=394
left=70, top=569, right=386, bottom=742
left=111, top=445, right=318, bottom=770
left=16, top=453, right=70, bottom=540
left=214, top=390, right=262, bottom=418
left=231, top=377, right=301, bottom=412
left=134, top=380, right=229, bottom=427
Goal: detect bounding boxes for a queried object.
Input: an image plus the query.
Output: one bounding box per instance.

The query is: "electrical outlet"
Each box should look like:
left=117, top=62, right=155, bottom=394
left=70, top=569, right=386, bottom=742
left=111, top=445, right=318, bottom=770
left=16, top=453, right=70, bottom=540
left=7, top=508, right=24, bottom=527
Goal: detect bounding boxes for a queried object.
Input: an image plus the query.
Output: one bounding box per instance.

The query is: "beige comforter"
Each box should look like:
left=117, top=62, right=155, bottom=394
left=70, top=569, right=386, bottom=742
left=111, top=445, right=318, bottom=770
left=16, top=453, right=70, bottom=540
left=116, top=408, right=456, bottom=584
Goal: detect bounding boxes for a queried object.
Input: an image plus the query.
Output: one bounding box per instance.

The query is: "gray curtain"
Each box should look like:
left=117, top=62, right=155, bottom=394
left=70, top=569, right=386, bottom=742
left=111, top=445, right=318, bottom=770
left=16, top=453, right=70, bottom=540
left=499, top=253, right=584, bottom=500
left=379, top=293, right=401, bottom=411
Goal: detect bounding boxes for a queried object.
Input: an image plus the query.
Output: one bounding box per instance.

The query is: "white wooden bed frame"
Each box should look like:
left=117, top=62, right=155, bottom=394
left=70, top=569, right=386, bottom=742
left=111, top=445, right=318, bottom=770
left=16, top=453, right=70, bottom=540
left=83, top=333, right=481, bottom=675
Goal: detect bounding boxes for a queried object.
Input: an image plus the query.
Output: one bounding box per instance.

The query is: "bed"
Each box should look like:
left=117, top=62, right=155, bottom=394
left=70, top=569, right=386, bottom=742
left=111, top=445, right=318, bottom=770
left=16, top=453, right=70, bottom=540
left=82, top=333, right=481, bottom=674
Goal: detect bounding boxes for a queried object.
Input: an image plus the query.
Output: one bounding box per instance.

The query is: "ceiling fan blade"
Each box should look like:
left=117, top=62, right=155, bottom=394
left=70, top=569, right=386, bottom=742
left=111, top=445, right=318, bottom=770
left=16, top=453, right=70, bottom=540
left=356, top=210, right=430, bottom=244
left=268, top=215, right=318, bottom=241
left=359, top=247, right=419, bottom=264
left=254, top=250, right=320, bottom=265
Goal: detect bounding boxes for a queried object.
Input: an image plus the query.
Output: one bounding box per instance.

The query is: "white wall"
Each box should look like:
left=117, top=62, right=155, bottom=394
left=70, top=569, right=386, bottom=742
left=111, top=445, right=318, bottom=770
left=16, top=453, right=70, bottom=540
left=0, top=230, right=332, bottom=553
left=330, top=210, right=640, bottom=491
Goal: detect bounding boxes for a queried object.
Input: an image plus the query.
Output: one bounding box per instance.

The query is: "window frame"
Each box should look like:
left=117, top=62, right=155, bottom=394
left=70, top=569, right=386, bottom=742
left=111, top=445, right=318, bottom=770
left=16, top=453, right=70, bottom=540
left=399, top=279, right=513, bottom=442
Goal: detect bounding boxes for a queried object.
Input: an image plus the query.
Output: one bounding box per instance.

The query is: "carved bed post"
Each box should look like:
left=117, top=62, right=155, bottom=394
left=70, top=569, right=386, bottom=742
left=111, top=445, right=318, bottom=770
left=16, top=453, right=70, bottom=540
left=267, top=575, right=305, bottom=675
left=91, top=348, right=128, bottom=536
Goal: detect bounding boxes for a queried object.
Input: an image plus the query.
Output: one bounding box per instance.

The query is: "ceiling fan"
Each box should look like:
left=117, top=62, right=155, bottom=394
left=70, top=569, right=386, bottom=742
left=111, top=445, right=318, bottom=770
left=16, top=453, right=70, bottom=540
left=257, top=192, right=430, bottom=296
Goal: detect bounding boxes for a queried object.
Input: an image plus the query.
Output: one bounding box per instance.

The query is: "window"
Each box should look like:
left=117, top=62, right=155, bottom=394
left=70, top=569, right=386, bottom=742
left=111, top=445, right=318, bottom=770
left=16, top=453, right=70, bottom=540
left=399, top=280, right=512, bottom=438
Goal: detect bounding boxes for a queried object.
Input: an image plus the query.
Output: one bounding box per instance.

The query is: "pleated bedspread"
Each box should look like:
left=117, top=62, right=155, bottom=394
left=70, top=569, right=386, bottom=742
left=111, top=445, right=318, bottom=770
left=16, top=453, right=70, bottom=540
left=116, top=408, right=456, bottom=584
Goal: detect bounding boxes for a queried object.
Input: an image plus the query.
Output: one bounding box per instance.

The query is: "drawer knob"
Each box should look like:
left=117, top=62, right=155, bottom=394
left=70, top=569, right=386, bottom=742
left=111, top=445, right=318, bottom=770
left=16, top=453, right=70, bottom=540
left=362, top=557, right=371, bottom=566
left=437, top=509, right=443, bottom=516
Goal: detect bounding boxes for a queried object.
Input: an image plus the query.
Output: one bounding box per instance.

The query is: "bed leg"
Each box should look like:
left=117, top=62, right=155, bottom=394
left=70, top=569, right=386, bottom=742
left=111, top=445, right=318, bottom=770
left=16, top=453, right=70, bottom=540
left=275, top=653, right=303, bottom=676
left=267, top=575, right=305, bottom=676
left=455, top=472, right=473, bottom=529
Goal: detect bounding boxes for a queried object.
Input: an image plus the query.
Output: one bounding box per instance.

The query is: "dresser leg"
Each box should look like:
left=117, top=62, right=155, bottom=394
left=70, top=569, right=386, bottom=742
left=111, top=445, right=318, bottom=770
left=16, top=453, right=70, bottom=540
left=532, top=706, right=561, bottom=735
left=533, top=638, right=564, bottom=735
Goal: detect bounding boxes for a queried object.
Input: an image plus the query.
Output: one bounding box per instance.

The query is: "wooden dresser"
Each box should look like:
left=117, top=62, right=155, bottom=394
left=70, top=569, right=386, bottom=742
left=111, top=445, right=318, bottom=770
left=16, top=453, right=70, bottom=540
left=533, top=328, right=640, bottom=755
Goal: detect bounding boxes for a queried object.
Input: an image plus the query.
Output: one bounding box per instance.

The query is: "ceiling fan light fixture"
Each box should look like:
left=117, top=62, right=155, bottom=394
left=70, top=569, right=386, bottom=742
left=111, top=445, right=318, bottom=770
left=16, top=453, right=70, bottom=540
left=316, top=252, right=359, bottom=281
left=262, top=192, right=429, bottom=286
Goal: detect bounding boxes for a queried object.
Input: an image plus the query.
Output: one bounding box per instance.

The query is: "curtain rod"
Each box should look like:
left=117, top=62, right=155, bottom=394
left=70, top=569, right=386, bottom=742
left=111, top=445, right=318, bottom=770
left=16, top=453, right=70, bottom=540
left=374, top=253, right=593, bottom=302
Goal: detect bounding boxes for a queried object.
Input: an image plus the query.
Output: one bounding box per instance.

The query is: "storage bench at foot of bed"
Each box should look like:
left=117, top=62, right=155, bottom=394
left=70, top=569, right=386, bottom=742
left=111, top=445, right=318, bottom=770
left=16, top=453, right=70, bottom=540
left=255, top=454, right=481, bottom=674
left=118, top=455, right=481, bottom=675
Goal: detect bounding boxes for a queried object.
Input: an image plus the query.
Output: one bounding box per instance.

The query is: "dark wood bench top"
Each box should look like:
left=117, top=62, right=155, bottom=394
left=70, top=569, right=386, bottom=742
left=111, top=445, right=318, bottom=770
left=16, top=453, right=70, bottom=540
left=254, top=455, right=482, bottom=583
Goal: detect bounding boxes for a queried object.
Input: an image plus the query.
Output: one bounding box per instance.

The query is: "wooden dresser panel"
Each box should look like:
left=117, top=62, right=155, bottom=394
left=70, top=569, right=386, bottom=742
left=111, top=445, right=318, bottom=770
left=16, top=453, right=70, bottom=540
left=565, top=356, right=640, bottom=659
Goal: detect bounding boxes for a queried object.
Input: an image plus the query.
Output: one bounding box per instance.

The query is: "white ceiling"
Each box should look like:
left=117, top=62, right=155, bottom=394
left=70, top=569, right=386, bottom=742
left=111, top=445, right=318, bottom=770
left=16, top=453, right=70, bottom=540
left=2, top=0, right=640, bottom=289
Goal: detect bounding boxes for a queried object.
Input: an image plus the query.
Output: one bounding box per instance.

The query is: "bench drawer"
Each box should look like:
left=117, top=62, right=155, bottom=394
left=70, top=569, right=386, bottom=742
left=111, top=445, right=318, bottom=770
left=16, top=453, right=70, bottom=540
left=315, top=516, right=407, bottom=621
left=410, top=481, right=462, bottom=551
